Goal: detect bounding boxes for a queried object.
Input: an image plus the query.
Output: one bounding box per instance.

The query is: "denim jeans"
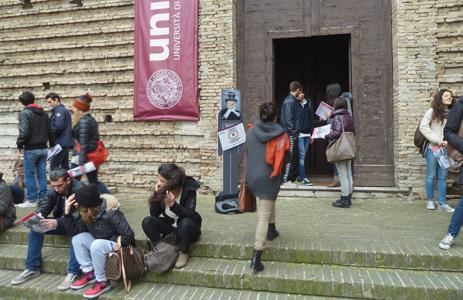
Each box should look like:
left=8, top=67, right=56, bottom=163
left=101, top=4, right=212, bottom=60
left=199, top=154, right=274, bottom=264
left=335, top=160, right=353, bottom=196
left=25, top=220, right=80, bottom=275
left=448, top=197, right=463, bottom=237
left=50, top=146, right=70, bottom=170
left=425, top=148, right=448, bottom=205
left=72, top=232, right=116, bottom=282
left=297, top=136, right=310, bottom=179
left=23, top=149, right=48, bottom=202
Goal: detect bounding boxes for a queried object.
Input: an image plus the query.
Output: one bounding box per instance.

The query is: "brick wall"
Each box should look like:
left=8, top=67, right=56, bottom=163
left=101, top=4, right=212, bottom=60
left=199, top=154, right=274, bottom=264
left=0, top=0, right=235, bottom=193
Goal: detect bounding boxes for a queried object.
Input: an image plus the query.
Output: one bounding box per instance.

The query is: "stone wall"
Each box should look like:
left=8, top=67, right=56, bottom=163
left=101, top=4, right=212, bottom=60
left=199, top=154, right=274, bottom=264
left=0, top=0, right=235, bottom=193
left=392, top=0, right=463, bottom=197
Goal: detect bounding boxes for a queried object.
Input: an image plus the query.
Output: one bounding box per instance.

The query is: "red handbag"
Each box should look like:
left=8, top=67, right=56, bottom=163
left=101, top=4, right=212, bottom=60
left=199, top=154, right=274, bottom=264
left=76, top=141, right=109, bottom=168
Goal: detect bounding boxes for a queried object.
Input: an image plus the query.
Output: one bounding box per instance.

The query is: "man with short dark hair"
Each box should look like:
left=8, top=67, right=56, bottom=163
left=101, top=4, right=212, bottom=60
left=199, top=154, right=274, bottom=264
left=280, top=81, right=303, bottom=187
left=11, top=169, right=82, bottom=291
left=16, top=91, right=54, bottom=208
left=46, top=92, right=74, bottom=170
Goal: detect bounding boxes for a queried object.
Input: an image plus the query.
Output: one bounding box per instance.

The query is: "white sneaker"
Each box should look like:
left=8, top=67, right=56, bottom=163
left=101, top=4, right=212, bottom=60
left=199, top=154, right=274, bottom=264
left=10, top=269, right=40, bottom=285
left=426, top=201, right=436, bottom=210
left=439, top=234, right=455, bottom=250
left=16, top=201, right=37, bottom=208
left=281, top=181, right=298, bottom=188
left=438, top=204, right=455, bottom=213
left=57, top=273, right=77, bottom=291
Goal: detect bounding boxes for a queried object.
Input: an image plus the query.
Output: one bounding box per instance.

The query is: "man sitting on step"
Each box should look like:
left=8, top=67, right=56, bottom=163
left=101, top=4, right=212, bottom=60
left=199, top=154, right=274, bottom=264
left=11, top=168, right=82, bottom=291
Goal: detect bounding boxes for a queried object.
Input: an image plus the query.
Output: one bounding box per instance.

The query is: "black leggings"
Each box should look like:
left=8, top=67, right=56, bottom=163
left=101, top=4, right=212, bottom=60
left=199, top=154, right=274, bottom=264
left=142, top=216, right=201, bottom=253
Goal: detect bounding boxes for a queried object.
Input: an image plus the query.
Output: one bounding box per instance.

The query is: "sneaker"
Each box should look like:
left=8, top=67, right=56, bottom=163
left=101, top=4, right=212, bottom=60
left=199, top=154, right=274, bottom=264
left=83, top=281, right=111, bottom=299
left=439, top=234, right=455, bottom=250
left=57, top=273, right=78, bottom=291
left=16, top=201, right=37, bottom=208
left=71, top=271, right=95, bottom=290
left=175, top=253, right=189, bottom=269
left=281, top=181, right=298, bottom=188
left=426, top=201, right=436, bottom=210
left=10, top=269, right=40, bottom=285
left=301, top=178, right=313, bottom=186
left=438, top=204, right=455, bottom=213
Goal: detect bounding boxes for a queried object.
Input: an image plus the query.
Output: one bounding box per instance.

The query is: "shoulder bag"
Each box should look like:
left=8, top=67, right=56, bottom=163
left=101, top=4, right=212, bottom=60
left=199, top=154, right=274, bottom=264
left=144, top=233, right=179, bottom=274
left=326, top=116, right=357, bottom=163
left=105, top=236, right=145, bottom=292
left=238, top=145, right=256, bottom=212
left=447, top=116, right=463, bottom=162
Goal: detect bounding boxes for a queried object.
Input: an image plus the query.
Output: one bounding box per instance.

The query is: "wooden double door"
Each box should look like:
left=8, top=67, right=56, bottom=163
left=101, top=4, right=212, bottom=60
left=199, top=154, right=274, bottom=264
left=237, top=0, right=394, bottom=186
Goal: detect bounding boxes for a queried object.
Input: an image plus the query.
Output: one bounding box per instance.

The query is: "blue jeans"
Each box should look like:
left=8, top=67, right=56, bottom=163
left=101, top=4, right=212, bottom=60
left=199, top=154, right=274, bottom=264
left=448, top=197, right=463, bottom=237
left=50, top=146, right=70, bottom=170
left=23, top=149, right=48, bottom=202
left=298, top=136, right=310, bottom=179
left=425, top=149, right=448, bottom=205
left=25, top=220, right=80, bottom=275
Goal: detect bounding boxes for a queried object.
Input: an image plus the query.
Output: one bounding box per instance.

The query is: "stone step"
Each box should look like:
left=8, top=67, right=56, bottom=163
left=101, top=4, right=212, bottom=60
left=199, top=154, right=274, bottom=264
left=0, top=244, right=462, bottom=299
left=0, top=270, right=323, bottom=300
left=2, top=226, right=463, bottom=273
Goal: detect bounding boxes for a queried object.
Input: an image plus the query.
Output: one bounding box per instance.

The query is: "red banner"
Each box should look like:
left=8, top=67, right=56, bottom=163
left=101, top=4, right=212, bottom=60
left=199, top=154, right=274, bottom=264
left=134, top=0, right=199, bottom=121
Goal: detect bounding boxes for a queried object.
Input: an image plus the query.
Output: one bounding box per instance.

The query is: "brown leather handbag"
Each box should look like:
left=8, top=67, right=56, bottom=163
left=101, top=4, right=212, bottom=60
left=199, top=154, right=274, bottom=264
left=105, top=236, right=145, bottom=292
left=238, top=146, right=256, bottom=212
left=447, top=117, right=463, bottom=162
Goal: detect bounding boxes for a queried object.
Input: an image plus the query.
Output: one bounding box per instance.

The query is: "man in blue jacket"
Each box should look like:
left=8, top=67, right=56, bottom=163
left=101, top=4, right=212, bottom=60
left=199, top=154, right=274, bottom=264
left=46, top=92, right=74, bottom=170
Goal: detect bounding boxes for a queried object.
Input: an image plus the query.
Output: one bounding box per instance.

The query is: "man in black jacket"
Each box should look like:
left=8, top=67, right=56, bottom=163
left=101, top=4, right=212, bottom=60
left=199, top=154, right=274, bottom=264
left=439, top=96, right=463, bottom=250
left=280, top=81, right=303, bottom=187
left=11, top=169, right=82, bottom=291
left=16, top=91, right=55, bottom=208
left=46, top=92, right=74, bottom=170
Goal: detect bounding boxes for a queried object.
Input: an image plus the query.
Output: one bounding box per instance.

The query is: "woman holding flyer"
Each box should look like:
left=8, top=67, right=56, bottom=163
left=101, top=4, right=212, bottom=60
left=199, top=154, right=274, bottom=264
left=419, top=89, right=455, bottom=212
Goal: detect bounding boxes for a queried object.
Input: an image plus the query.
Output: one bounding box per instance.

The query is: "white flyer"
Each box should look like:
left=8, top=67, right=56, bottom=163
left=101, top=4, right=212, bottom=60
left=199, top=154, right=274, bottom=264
left=311, top=124, right=332, bottom=139
left=218, top=123, right=246, bottom=151
left=315, top=101, right=334, bottom=121
left=47, top=144, right=62, bottom=160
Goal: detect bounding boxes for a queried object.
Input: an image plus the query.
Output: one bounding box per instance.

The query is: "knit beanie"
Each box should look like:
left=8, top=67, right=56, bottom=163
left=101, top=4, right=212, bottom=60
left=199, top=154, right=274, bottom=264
left=75, top=184, right=102, bottom=208
left=73, top=93, right=92, bottom=112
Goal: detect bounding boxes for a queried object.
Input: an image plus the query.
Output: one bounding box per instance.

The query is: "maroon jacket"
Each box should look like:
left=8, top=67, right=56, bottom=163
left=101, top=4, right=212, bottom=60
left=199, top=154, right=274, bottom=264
left=325, top=109, right=355, bottom=141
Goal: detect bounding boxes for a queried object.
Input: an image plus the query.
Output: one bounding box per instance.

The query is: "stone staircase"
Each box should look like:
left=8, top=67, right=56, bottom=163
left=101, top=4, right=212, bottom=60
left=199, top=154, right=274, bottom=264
left=1, top=195, right=463, bottom=299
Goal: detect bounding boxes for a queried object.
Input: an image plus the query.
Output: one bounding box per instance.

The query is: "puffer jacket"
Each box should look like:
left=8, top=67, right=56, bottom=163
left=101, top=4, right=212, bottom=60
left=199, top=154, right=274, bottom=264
left=64, top=194, right=135, bottom=246
left=0, top=180, right=16, bottom=231
left=17, top=104, right=55, bottom=150
left=280, top=93, right=301, bottom=137
left=72, top=113, right=100, bottom=166
left=325, top=108, right=355, bottom=141
left=444, top=97, right=463, bottom=185
left=149, top=177, right=202, bottom=227
left=37, top=179, right=82, bottom=219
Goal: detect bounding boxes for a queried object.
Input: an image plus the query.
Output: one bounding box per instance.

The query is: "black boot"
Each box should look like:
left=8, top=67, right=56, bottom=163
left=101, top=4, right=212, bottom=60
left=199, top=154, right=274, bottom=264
left=267, top=223, right=280, bottom=241
left=347, top=194, right=352, bottom=206
left=250, top=250, right=264, bottom=273
left=332, top=196, right=351, bottom=208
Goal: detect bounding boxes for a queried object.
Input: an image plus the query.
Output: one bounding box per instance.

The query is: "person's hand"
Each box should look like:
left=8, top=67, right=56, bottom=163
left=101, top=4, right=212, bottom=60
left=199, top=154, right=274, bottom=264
left=164, top=190, right=176, bottom=207
left=79, top=166, right=86, bottom=175
left=442, top=141, right=448, bottom=147
left=65, top=194, right=77, bottom=215
left=325, top=111, right=332, bottom=118
left=39, top=219, right=58, bottom=230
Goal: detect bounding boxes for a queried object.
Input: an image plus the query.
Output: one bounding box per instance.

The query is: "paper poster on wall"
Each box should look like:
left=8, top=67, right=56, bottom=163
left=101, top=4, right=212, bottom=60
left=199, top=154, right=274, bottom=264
left=218, top=123, right=246, bottom=151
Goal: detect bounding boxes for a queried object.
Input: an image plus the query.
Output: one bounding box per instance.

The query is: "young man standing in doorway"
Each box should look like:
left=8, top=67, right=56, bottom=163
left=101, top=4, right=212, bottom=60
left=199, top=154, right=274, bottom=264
left=280, top=81, right=303, bottom=188
left=296, top=92, right=314, bottom=186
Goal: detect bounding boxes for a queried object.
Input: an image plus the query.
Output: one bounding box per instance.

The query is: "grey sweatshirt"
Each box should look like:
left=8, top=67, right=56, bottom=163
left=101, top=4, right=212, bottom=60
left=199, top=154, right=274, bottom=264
left=246, top=120, right=286, bottom=200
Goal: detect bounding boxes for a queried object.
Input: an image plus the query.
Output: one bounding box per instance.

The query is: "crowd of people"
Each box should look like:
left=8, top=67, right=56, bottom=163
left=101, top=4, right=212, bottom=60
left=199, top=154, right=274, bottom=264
left=0, top=85, right=462, bottom=295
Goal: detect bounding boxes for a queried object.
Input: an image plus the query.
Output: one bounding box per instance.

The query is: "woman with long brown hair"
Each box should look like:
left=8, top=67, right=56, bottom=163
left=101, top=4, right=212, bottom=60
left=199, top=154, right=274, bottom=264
left=142, top=163, right=201, bottom=269
left=419, top=89, right=455, bottom=212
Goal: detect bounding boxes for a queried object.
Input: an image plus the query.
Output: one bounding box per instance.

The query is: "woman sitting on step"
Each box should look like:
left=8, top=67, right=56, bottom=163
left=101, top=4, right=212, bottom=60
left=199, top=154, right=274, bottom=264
left=63, top=184, right=135, bottom=299
left=142, top=163, right=202, bottom=269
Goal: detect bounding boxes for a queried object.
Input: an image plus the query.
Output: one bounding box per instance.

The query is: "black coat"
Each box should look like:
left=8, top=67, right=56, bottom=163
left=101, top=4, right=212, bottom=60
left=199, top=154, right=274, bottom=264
left=64, top=196, right=135, bottom=246
left=72, top=114, right=100, bottom=166
left=148, top=177, right=202, bottom=227
left=444, top=97, right=463, bottom=185
left=0, top=180, right=16, bottom=230
left=17, top=105, right=55, bottom=150
left=280, top=93, right=301, bottom=137
left=37, top=179, right=82, bottom=219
